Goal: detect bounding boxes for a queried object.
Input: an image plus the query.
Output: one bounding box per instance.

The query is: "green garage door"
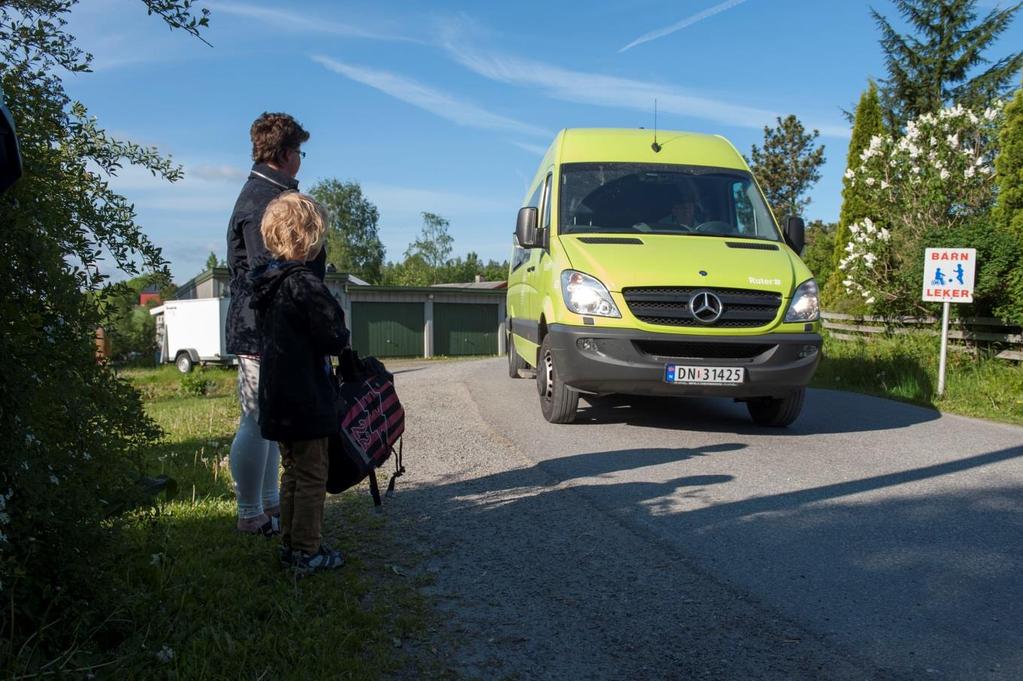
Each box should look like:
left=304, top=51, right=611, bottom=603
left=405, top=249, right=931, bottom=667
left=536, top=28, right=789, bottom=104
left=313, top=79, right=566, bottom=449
left=352, top=302, right=423, bottom=357
left=435, top=303, right=498, bottom=356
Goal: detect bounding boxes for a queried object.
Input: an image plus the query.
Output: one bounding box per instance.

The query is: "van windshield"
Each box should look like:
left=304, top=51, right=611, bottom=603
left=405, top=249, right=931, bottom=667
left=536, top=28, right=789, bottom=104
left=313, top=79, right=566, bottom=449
left=559, top=162, right=781, bottom=241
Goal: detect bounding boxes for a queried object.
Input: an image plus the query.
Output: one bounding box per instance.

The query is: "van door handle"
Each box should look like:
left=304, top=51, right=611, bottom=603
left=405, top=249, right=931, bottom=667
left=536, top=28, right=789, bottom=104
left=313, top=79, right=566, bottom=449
left=526, top=266, right=535, bottom=272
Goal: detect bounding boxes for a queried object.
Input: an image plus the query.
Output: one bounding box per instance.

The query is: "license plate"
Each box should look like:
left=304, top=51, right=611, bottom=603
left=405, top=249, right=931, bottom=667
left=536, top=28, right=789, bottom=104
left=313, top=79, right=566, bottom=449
left=665, top=364, right=744, bottom=385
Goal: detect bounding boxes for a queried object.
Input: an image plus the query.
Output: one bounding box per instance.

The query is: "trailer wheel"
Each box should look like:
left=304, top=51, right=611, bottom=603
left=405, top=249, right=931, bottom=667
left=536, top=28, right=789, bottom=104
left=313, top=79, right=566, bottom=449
left=175, top=352, right=194, bottom=374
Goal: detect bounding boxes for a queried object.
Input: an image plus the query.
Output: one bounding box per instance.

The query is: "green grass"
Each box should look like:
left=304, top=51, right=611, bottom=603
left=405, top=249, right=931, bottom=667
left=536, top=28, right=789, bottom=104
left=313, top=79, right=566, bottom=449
left=102, top=366, right=440, bottom=680
left=812, top=331, right=1023, bottom=425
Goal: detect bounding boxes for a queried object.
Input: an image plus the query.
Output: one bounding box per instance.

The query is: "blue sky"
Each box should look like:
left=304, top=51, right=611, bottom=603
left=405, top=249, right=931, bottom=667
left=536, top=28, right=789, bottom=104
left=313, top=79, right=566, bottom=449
left=63, top=0, right=1023, bottom=283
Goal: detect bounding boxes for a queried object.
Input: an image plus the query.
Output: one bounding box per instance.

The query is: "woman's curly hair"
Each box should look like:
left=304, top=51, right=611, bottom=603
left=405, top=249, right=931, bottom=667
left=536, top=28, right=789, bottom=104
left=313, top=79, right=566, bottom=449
left=250, top=112, right=310, bottom=164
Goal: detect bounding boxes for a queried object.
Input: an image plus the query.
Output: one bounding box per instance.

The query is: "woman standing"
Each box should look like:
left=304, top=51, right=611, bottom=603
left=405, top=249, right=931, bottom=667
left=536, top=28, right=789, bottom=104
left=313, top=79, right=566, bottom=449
left=225, top=112, right=325, bottom=534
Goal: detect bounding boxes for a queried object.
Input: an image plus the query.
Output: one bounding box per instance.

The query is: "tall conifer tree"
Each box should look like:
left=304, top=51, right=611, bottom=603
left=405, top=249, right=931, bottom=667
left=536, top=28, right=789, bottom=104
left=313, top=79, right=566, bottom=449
left=994, top=86, right=1023, bottom=235
left=830, top=82, right=885, bottom=276
left=993, top=86, right=1023, bottom=323
left=874, top=0, right=1023, bottom=131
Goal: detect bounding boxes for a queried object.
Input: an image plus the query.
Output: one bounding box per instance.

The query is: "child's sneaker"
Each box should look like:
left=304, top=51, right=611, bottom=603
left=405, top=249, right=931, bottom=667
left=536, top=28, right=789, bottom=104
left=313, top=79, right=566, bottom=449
left=291, top=545, right=344, bottom=576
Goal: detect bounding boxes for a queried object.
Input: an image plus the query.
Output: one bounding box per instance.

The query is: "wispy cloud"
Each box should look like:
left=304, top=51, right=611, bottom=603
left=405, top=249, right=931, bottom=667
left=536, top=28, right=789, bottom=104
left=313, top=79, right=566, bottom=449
left=65, top=1, right=209, bottom=72
left=103, top=162, right=242, bottom=215
left=311, top=55, right=552, bottom=138
left=440, top=33, right=848, bottom=139
left=210, top=2, right=417, bottom=42
left=361, top=182, right=509, bottom=214
left=99, top=162, right=245, bottom=279
left=189, top=164, right=250, bottom=182
left=620, top=0, right=749, bottom=53
left=510, top=141, right=549, bottom=156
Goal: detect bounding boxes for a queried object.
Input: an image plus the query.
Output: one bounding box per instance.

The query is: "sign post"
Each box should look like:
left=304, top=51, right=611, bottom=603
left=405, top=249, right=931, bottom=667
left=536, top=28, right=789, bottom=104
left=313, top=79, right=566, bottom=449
left=921, top=248, right=976, bottom=396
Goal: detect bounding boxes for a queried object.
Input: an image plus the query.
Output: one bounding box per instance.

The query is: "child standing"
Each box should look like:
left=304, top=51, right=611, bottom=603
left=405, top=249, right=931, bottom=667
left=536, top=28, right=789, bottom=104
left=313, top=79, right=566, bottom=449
left=250, top=192, right=349, bottom=575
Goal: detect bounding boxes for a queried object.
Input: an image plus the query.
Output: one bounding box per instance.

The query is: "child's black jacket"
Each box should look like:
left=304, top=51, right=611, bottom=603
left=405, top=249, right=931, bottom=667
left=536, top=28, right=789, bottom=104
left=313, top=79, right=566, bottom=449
left=250, top=261, right=349, bottom=441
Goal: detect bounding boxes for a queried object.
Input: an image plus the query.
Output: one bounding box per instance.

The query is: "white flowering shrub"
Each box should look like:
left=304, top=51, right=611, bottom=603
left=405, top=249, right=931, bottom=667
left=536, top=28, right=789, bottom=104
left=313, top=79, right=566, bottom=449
left=838, top=104, right=1003, bottom=315
left=839, top=218, right=892, bottom=305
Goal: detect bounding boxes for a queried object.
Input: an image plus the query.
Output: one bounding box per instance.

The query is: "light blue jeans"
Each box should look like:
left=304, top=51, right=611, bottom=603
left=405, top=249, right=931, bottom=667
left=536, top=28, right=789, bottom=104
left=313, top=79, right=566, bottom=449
left=229, top=356, right=280, bottom=520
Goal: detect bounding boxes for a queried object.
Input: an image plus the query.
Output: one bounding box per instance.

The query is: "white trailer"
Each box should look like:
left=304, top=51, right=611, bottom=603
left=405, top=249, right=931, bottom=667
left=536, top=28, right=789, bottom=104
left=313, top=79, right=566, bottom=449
left=150, top=297, right=235, bottom=373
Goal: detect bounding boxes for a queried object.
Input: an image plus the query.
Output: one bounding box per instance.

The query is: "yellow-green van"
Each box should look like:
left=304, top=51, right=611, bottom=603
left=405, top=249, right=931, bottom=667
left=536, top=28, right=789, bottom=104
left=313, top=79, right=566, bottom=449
left=506, top=128, right=821, bottom=425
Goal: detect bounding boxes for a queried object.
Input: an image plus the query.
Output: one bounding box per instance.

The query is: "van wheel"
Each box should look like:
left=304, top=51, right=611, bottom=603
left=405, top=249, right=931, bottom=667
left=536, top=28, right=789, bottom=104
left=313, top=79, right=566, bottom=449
left=175, top=352, right=194, bottom=374
left=536, top=336, right=578, bottom=423
left=507, top=332, right=529, bottom=378
left=747, top=388, right=805, bottom=427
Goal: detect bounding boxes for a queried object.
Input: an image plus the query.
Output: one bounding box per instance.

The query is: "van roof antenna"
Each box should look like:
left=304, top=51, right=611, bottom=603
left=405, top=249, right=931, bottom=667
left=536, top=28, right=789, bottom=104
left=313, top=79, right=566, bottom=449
left=651, top=99, right=662, bottom=153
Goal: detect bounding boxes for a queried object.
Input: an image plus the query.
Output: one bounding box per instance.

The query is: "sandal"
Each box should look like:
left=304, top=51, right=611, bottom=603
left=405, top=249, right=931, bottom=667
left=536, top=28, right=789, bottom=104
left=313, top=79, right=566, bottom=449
left=237, top=513, right=279, bottom=537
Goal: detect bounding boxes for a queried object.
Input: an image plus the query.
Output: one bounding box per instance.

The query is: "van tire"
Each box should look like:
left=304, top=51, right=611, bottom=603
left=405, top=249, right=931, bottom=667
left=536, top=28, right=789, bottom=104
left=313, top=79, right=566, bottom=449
left=537, top=336, right=578, bottom=423
left=746, top=388, right=805, bottom=427
left=175, top=352, right=194, bottom=374
left=507, top=331, right=529, bottom=378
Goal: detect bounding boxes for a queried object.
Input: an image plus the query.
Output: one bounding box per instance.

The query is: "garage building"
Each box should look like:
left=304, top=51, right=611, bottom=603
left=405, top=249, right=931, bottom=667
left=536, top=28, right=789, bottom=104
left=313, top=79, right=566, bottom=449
left=161, top=268, right=506, bottom=361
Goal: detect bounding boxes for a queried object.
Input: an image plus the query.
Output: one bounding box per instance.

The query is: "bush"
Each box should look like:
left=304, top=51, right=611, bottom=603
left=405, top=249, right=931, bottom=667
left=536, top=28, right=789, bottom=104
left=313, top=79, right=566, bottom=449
left=0, top=2, right=208, bottom=673
left=97, top=273, right=173, bottom=361
left=802, top=220, right=836, bottom=285
left=179, top=368, right=215, bottom=397
left=992, top=87, right=1023, bottom=325
left=838, top=104, right=1005, bottom=317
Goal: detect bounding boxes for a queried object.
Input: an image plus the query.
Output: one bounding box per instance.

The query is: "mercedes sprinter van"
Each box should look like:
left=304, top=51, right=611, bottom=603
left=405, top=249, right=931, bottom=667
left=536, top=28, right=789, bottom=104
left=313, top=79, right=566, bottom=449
left=506, top=128, right=821, bottom=425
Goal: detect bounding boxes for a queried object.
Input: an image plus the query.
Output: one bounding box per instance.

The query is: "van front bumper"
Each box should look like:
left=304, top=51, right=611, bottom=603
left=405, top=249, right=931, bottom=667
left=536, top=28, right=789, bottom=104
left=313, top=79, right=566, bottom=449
left=546, top=323, right=821, bottom=399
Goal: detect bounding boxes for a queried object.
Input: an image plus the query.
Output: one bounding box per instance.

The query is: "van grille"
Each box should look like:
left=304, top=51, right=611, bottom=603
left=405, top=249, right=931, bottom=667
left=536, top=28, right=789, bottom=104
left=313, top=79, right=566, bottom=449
left=622, top=287, right=782, bottom=328
left=633, top=340, right=774, bottom=360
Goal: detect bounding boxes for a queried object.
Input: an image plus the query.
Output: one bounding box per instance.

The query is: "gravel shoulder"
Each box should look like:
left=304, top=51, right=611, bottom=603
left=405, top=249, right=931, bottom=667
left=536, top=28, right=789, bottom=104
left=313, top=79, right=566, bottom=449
left=380, top=358, right=903, bottom=681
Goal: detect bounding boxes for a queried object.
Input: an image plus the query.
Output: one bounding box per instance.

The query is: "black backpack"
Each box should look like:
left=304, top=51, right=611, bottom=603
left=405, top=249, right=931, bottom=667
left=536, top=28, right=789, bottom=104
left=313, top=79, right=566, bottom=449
left=326, top=350, right=405, bottom=506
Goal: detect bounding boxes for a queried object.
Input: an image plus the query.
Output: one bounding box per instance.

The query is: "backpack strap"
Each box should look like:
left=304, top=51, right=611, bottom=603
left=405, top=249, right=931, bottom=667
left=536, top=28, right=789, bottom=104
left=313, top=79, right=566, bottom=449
left=368, top=469, right=382, bottom=507
left=385, top=438, right=405, bottom=498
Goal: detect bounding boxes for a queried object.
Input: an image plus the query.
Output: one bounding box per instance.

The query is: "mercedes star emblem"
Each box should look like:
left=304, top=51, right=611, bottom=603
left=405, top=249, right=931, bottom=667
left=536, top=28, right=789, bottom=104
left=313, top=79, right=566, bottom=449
left=690, top=291, right=724, bottom=323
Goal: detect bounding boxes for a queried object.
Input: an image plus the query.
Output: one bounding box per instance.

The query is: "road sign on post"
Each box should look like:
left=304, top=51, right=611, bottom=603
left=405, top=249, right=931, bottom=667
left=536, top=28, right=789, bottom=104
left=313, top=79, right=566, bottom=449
left=922, top=248, right=977, bottom=396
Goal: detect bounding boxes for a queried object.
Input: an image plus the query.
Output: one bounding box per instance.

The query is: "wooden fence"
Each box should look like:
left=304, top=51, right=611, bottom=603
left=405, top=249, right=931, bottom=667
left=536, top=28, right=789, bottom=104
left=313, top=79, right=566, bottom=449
left=821, top=311, right=1023, bottom=362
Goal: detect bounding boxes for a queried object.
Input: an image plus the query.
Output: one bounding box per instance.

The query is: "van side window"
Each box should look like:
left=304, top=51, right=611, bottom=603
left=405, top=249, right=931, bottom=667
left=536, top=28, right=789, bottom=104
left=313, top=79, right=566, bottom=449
left=733, top=181, right=754, bottom=234
left=541, top=174, right=552, bottom=230
left=528, top=184, right=542, bottom=209
left=540, top=173, right=553, bottom=248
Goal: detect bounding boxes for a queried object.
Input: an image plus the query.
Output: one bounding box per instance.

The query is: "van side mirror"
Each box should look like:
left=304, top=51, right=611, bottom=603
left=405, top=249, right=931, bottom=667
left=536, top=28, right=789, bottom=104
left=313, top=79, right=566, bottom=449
left=784, top=216, right=805, bottom=254
left=516, top=207, right=539, bottom=249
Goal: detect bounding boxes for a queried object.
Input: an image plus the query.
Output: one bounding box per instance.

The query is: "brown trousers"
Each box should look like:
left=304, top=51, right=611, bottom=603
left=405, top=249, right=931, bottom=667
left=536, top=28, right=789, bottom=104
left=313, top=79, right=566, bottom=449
left=278, top=438, right=328, bottom=554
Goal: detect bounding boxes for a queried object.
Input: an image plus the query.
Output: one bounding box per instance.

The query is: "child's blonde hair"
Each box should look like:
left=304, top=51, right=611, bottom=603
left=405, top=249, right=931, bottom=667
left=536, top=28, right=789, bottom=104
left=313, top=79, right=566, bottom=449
left=260, top=192, right=327, bottom=261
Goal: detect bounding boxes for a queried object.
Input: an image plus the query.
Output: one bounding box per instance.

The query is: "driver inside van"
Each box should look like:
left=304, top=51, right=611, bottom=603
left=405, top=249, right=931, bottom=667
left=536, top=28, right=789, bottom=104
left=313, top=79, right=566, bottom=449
left=667, top=198, right=697, bottom=228
left=653, top=187, right=701, bottom=230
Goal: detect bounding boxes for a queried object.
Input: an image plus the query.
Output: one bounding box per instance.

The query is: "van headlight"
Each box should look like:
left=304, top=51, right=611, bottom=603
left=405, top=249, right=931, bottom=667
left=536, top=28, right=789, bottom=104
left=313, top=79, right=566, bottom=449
left=561, top=270, right=621, bottom=318
left=784, top=279, right=820, bottom=322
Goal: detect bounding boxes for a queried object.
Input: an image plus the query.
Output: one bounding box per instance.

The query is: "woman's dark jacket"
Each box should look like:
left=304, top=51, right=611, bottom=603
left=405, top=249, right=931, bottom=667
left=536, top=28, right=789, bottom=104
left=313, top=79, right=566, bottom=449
left=225, top=163, right=326, bottom=355
left=250, top=261, right=349, bottom=442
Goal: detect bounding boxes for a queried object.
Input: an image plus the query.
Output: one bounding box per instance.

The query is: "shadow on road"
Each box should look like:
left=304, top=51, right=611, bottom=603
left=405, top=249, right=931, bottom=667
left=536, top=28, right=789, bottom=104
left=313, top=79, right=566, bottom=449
left=391, top=367, right=428, bottom=376
left=399, top=441, right=1023, bottom=678
left=575, top=386, right=940, bottom=435
left=519, top=442, right=745, bottom=480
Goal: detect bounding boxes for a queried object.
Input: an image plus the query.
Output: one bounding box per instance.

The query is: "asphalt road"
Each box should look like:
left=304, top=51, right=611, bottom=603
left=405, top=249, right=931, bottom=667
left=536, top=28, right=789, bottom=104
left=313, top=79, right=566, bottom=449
left=390, top=358, right=1023, bottom=680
